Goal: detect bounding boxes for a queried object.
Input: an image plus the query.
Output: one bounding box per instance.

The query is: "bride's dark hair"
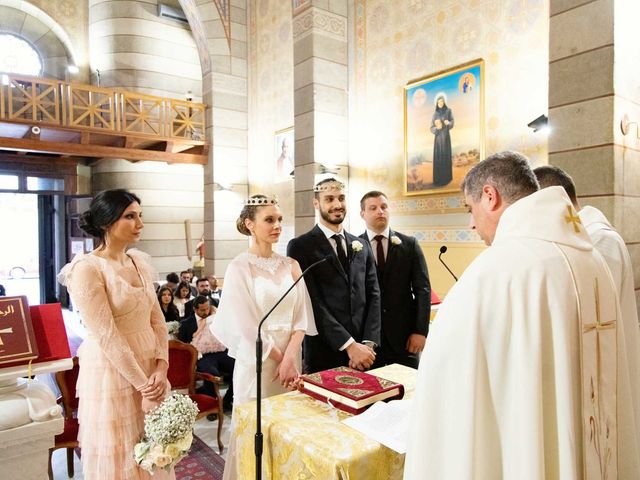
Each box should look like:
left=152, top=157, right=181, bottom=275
left=79, top=189, right=141, bottom=248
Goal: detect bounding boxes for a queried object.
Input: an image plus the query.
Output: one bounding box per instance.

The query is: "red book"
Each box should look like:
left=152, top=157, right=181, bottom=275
left=28, top=303, right=71, bottom=363
left=0, top=296, right=39, bottom=366
left=1, top=302, right=70, bottom=368
left=300, top=366, right=404, bottom=415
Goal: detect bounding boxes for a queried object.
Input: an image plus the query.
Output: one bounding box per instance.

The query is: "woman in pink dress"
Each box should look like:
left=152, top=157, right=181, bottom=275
left=58, top=189, right=173, bottom=480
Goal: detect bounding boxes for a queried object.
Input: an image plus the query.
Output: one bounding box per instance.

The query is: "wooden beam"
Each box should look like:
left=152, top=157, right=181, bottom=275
left=0, top=154, right=78, bottom=175
left=0, top=136, right=208, bottom=165
left=23, top=127, right=40, bottom=140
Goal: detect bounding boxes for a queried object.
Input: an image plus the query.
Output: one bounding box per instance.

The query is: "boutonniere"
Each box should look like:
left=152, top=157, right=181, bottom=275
left=351, top=240, right=363, bottom=253
left=390, top=235, right=402, bottom=246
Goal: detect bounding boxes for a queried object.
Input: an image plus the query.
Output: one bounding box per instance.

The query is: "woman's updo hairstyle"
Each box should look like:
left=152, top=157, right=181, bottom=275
left=236, top=194, right=277, bottom=236
left=79, top=189, right=141, bottom=247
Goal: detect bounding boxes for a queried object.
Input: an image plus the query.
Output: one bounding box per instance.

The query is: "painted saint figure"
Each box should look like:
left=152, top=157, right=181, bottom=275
left=430, top=95, right=454, bottom=186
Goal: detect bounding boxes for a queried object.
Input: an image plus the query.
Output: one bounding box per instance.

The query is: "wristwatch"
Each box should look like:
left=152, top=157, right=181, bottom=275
left=362, top=340, right=377, bottom=349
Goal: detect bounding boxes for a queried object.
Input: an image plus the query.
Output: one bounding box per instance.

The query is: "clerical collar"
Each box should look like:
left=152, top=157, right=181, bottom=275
left=317, top=222, right=345, bottom=240
left=367, top=227, right=390, bottom=241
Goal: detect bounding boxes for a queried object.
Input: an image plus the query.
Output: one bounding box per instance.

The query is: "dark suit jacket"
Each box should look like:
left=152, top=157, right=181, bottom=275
left=360, top=229, right=430, bottom=359
left=287, top=225, right=381, bottom=373
left=183, top=293, right=217, bottom=318
left=177, top=314, right=199, bottom=344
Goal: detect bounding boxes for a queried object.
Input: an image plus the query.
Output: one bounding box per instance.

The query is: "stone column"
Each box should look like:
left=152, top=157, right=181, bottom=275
left=292, top=0, right=349, bottom=234
left=192, top=0, right=250, bottom=277
left=88, top=0, right=205, bottom=276
left=548, top=0, right=640, bottom=313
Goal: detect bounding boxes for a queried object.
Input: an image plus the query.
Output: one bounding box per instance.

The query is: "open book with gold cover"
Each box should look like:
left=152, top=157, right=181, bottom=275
left=300, top=366, right=404, bottom=415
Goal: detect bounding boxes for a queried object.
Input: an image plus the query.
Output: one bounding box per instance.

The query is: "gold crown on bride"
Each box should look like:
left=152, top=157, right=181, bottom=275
left=244, top=195, right=279, bottom=206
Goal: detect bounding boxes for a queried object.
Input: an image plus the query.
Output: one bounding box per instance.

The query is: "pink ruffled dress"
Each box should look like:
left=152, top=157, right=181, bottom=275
left=58, top=249, right=173, bottom=480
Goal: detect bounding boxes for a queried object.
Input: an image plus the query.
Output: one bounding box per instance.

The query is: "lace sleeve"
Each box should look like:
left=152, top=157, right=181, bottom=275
left=68, top=259, right=149, bottom=390
left=128, top=249, right=168, bottom=362
left=149, top=298, right=169, bottom=362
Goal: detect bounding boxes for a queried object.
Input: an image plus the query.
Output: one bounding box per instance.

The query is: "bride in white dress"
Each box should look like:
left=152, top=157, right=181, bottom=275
left=211, top=195, right=316, bottom=478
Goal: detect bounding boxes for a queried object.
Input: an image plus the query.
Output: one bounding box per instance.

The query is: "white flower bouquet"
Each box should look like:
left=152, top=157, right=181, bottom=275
left=166, top=321, right=180, bottom=336
left=134, top=393, right=199, bottom=473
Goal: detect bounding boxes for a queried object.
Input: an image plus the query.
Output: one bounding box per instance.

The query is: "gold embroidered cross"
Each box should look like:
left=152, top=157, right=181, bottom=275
left=583, top=280, right=616, bottom=335
left=0, top=327, right=13, bottom=346
left=565, top=205, right=582, bottom=233
left=582, top=279, right=616, bottom=476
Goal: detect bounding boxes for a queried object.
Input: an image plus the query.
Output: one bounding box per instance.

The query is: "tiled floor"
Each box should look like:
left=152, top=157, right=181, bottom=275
left=51, top=310, right=233, bottom=479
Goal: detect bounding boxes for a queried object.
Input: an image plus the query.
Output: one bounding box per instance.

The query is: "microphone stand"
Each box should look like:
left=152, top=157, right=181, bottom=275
left=255, top=256, right=328, bottom=480
left=438, top=246, right=458, bottom=282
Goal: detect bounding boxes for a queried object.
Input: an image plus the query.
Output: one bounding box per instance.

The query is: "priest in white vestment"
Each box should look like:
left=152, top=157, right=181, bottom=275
left=404, top=152, right=640, bottom=480
left=534, top=165, right=640, bottom=477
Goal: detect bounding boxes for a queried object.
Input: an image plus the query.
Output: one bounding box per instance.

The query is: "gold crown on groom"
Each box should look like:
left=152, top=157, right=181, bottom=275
left=313, top=180, right=346, bottom=193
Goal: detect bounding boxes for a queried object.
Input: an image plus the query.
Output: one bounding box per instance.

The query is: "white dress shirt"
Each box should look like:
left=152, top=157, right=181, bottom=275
left=317, top=222, right=347, bottom=255
left=366, top=226, right=390, bottom=265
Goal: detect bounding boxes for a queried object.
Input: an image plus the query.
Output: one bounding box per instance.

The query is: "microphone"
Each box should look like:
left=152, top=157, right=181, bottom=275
left=438, top=245, right=458, bottom=282
left=254, top=255, right=329, bottom=480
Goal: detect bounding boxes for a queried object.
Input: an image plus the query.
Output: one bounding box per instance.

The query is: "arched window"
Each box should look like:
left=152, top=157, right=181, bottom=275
left=0, top=34, right=43, bottom=76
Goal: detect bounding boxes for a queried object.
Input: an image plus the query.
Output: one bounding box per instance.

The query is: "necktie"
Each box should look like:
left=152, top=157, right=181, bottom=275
left=332, top=234, right=349, bottom=273
left=374, top=235, right=386, bottom=274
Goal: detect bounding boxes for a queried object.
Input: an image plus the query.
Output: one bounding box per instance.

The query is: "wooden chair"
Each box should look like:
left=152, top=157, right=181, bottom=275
left=49, top=356, right=80, bottom=479
left=167, top=340, right=224, bottom=452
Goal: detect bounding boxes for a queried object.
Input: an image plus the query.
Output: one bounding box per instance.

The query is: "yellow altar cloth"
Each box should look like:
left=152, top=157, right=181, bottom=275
left=232, top=363, right=418, bottom=479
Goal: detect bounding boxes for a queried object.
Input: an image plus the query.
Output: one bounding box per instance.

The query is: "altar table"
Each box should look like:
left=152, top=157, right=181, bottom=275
left=232, top=363, right=418, bottom=479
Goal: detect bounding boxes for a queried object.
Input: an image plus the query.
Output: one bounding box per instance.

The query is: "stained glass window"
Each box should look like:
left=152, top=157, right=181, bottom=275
left=0, top=34, right=43, bottom=76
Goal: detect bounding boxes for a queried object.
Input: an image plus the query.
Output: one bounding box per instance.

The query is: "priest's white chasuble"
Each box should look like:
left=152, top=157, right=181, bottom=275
left=579, top=205, right=640, bottom=478
left=404, top=187, right=640, bottom=479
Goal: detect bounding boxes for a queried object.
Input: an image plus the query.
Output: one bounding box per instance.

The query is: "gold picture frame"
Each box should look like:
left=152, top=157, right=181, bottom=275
left=404, top=59, right=485, bottom=196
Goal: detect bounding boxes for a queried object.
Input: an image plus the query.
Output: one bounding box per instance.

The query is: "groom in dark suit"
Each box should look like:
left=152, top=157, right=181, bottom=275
left=287, top=178, right=381, bottom=373
left=360, top=191, right=431, bottom=368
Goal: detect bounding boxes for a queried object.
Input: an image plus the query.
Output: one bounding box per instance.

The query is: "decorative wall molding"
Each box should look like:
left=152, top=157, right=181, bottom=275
left=292, top=0, right=311, bottom=16
left=293, top=6, right=347, bottom=41
left=403, top=227, right=481, bottom=244
left=390, top=195, right=467, bottom=215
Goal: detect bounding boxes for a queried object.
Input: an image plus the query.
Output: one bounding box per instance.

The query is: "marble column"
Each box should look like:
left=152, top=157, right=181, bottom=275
left=548, top=0, right=640, bottom=313
left=292, top=0, right=349, bottom=234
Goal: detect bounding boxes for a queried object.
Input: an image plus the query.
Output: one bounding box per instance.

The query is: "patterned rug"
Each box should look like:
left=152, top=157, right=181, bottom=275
left=175, top=435, right=225, bottom=480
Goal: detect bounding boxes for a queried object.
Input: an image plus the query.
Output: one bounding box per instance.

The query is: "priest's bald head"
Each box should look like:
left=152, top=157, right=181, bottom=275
left=461, top=151, right=539, bottom=245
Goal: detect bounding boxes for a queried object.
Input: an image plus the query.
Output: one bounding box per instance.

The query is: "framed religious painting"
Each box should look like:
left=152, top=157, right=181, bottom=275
left=274, top=127, right=294, bottom=182
left=404, top=59, right=485, bottom=196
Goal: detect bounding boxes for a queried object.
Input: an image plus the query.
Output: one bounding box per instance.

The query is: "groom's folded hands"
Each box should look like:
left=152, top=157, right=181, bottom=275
left=347, top=342, right=376, bottom=371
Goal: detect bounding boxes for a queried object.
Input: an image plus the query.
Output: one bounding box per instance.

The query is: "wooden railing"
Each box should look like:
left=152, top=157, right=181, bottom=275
left=0, top=72, right=206, bottom=141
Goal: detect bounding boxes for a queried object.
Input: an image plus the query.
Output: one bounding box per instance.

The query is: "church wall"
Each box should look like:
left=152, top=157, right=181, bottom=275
left=345, top=0, right=549, bottom=297
left=88, top=0, right=205, bottom=277
left=548, top=0, right=640, bottom=316
left=92, top=160, right=204, bottom=276
left=613, top=0, right=640, bottom=310
left=0, top=2, right=85, bottom=81
left=246, top=0, right=295, bottom=256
